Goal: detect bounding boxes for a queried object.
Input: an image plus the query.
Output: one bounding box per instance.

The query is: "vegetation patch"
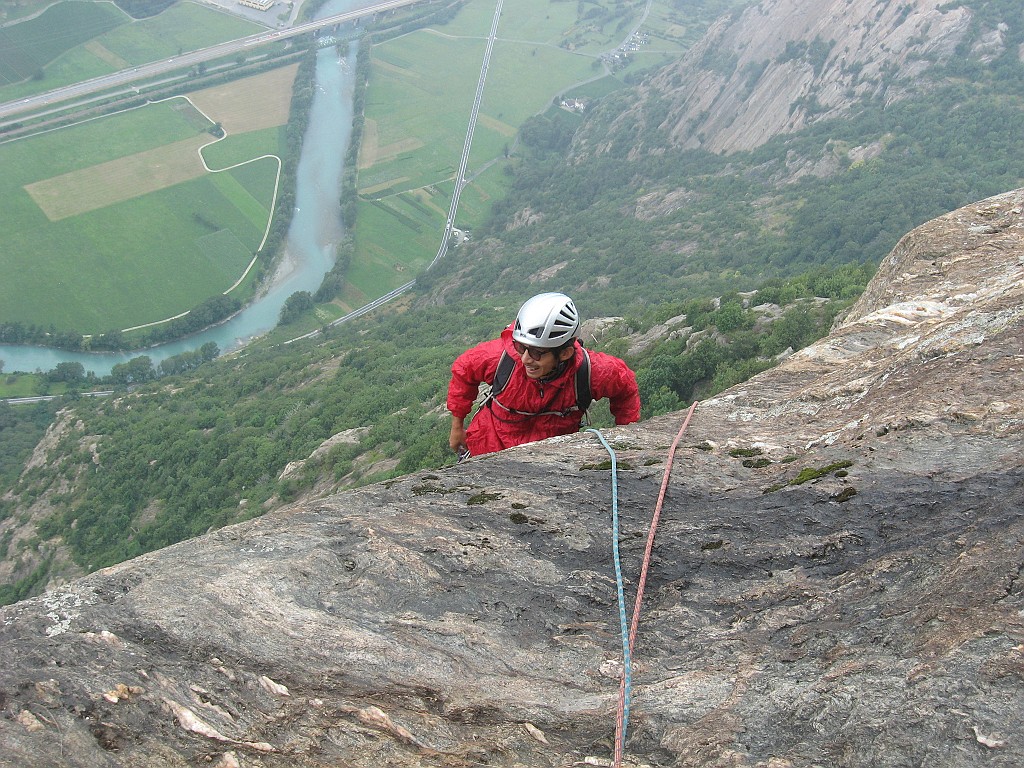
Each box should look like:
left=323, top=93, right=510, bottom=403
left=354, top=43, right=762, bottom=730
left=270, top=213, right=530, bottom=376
left=791, top=461, right=853, bottom=485
left=467, top=491, right=502, bottom=505
left=0, top=1, right=126, bottom=86
left=832, top=487, right=857, bottom=503
left=411, top=483, right=449, bottom=496
left=763, top=460, right=854, bottom=494
left=728, top=447, right=762, bottom=457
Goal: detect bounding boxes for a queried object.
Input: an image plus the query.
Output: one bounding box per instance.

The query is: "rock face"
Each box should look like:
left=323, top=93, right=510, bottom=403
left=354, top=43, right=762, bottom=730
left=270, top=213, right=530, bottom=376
left=2, top=183, right=1023, bottom=766
left=579, top=0, right=984, bottom=156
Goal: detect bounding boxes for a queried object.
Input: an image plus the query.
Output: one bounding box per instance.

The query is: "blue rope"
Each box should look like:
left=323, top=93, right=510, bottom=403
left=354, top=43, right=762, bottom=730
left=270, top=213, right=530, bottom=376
left=587, top=428, right=632, bottom=742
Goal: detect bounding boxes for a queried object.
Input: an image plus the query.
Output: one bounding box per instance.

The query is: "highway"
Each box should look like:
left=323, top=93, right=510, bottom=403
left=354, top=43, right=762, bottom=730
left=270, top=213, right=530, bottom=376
left=431, top=0, right=503, bottom=270
left=3, top=391, right=113, bottom=405
left=0, top=0, right=422, bottom=121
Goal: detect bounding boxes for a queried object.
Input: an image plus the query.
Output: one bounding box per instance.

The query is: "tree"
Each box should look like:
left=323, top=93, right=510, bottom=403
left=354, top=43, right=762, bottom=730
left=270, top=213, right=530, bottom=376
left=280, top=291, right=314, bottom=325
left=47, top=361, right=86, bottom=383
left=110, top=356, right=155, bottom=386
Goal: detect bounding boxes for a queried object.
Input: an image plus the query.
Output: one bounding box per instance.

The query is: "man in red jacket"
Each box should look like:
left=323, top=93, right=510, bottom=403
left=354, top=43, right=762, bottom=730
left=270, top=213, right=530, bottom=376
left=447, top=292, right=641, bottom=458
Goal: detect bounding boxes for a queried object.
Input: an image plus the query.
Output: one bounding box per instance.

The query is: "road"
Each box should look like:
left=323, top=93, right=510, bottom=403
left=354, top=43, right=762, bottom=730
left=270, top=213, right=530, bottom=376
left=4, top=391, right=113, bottom=406
left=0, top=0, right=421, bottom=121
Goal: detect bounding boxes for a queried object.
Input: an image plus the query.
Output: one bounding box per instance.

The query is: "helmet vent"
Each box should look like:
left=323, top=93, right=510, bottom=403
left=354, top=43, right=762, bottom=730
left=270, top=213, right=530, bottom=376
left=511, top=293, right=580, bottom=348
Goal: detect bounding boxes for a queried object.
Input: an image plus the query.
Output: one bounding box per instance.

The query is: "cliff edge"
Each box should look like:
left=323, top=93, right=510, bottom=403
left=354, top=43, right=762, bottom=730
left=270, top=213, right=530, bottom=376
left=1, top=190, right=1023, bottom=766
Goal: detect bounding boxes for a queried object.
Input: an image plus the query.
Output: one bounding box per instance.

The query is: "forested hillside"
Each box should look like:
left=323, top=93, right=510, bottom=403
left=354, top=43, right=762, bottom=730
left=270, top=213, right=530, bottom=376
left=2, top=0, right=1023, bottom=603
left=431, top=58, right=1024, bottom=312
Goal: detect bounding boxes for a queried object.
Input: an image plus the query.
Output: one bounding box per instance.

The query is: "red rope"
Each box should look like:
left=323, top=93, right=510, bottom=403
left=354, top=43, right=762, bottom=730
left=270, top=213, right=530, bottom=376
left=614, top=401, right=698, bottom=766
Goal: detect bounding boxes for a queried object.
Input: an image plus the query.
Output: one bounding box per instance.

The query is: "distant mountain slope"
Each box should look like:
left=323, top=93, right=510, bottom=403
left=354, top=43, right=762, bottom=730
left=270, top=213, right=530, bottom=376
left=576, top=0, right=982, bottom=156
left=436, top=0, right=1023, bottom=313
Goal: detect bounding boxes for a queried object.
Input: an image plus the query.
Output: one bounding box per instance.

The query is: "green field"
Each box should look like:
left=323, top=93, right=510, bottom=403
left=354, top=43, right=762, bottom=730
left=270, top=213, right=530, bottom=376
left=0, top=1, right=264, bottom=100
left=0, top=0, right=56, bottom=26
left=349, top=0, right=642, bottom=300
left=202, top=126, right=286, bottom=174
left=0, top=1, right=127, bottom=85
left=0, top=99, right=282, bottom=334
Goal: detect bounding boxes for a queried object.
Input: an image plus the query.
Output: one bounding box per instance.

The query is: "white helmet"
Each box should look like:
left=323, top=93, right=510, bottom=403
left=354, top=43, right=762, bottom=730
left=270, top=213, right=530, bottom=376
left=512, top=292, right=580, bottom=348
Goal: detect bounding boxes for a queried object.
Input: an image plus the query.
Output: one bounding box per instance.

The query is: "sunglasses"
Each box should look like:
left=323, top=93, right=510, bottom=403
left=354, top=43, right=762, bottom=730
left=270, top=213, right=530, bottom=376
left=513, top=340, right=553, bottom=361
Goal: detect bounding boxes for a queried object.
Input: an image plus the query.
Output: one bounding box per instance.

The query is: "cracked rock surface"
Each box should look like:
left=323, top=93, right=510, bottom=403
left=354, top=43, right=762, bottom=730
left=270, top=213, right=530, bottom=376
left=2, top=193, right=1024, bottom=766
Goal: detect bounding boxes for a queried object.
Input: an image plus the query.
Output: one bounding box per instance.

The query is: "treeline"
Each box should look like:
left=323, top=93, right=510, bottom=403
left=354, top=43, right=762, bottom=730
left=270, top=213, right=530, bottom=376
left=284, top=36, right=365, bottom=310
left=3, top=343, right=221, bottom=400
left=341, top=41, right=372, bottom=231
left=363, top=0, right=466, bottom=39
left=1, top=296, right=239, bottom=352
left=623, top=263, right=873, bottom=415
left=260, top=48, right=319, bottom=272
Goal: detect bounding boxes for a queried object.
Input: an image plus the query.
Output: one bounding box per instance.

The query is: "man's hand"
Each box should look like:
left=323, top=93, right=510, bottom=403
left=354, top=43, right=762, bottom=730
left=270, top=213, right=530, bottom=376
left=449, top=416, right=468, bottom=455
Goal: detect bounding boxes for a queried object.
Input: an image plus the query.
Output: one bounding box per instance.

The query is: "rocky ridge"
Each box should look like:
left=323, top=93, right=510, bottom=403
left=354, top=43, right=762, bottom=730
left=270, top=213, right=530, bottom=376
left=580, top=0, right=986, bottom=157
left=2, top=185, right=1023, bottom=766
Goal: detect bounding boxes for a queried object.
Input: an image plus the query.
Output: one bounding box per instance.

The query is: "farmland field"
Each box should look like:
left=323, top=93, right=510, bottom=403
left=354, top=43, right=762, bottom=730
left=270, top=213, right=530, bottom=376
left=345, top=0, right=749, bottom=301
left=26, top=135, right=212, bottom=220
left=0, top=1, right=264, bottom=101
left=0, top=1, right=127, bottom=85
left=0, top=0, right=56, bottom=25
left=0, top=66, right=296, bottom=334
left=348, top=0, right=621, bottom=299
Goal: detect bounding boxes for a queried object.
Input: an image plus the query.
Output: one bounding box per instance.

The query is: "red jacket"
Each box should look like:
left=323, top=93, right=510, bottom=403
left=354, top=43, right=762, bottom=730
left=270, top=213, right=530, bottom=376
left=447, top=326, right=641, bottom=456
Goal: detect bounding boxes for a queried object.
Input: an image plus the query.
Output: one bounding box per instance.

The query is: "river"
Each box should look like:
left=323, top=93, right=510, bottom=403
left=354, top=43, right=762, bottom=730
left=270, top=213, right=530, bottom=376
left=0, top=3, right=364, bottom=377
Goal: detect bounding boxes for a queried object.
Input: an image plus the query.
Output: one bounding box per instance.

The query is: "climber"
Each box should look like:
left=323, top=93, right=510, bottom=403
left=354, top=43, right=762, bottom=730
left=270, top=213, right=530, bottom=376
left=447, top=292, right=641, bottom=458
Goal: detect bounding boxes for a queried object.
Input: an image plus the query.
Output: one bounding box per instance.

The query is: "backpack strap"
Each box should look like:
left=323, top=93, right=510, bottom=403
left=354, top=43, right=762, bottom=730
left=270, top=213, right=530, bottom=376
left=481, top=350, right=515, bottom=410
left=575, top=346, right=592, bottom=420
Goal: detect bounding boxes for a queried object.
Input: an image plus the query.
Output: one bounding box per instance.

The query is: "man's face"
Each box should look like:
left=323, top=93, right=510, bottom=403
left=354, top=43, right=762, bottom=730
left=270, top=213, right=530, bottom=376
left=514, top=341, right=573, bottom=379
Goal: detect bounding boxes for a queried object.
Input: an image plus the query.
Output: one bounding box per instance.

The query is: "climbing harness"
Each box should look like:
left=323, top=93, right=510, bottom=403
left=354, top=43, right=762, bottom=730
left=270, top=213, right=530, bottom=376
left=588, top=400, right=698, bottom=767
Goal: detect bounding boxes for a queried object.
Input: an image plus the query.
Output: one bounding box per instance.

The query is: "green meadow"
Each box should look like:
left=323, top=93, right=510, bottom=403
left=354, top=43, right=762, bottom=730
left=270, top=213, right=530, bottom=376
left=202, top=127, right=287, bottom=175
left=349, top=0, right=632, bottom=301
left=0, top=0, right=54, bottom=26
left=0, top=101, right=281, bottom=334
left=439, top=0, right=582, bottom=43
left=0, top=1, right=263, bottom=100
left=0, top=1, right=126, bottom=86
